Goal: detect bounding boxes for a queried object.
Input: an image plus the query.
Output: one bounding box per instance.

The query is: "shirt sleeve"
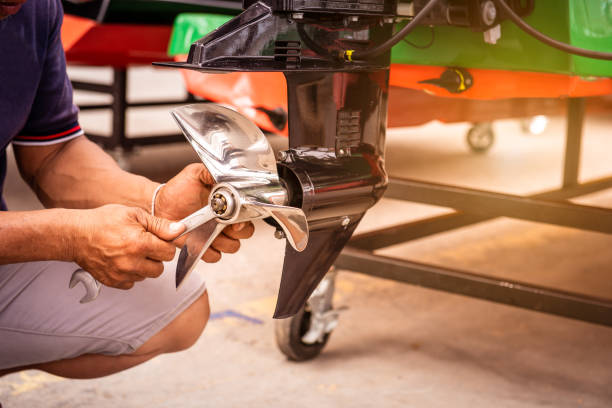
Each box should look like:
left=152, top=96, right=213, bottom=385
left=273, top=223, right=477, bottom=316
left=12, top=0, right=83, bottom=147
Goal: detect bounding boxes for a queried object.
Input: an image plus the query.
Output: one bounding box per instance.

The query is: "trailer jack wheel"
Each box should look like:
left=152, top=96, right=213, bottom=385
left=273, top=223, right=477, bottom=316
left=275, top=269, right=339, bottom=361
left=466, top=122, right=495, bottom=153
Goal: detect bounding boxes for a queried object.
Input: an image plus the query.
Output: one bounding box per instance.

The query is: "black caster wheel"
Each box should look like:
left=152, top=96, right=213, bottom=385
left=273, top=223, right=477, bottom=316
left=274, top=305, right=331, bottom=361
left=466, top=122, right=495, bottom=154
left=275, top=270, right=339, bottom=361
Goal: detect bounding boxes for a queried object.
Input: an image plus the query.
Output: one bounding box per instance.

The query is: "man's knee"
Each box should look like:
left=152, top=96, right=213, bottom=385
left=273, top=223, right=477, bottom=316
left=167, top=291, right=210, bottom=352
left=136, top=291, right=210, bottom=356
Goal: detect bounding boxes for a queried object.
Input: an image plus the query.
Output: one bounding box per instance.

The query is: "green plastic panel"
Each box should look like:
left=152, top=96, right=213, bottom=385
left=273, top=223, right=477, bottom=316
left=391, top=0, right=612, bottom=77
left=167, top=0, right=612, bottom=76
left=168, top=13, right=233, bottom=56
left=570, top=0, right=612, bottom=76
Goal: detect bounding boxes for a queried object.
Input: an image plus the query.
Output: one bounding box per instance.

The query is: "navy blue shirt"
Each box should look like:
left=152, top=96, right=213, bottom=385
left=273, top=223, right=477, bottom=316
left=0, top=0, right=82, bottom=210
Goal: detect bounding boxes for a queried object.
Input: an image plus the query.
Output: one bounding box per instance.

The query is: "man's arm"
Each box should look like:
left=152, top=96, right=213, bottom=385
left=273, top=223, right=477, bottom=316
left=0, top=204, right=183, bottom=289
left=0, top=208, right=76, bottom=263
left=14, top=135, right=157, bottom=211
left=6, top=136, right=193, bottom=289
left=13, top=135, right=255, bottom=263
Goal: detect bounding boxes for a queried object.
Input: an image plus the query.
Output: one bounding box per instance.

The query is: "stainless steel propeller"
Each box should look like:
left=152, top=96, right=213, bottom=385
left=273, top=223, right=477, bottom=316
left=171, top=103, right=308, bottom=288
left=68, top=104, right=308, bottom=302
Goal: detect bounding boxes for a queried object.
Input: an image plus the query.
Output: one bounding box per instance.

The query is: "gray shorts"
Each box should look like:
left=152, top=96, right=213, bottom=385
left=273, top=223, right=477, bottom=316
left=0, top=258, right=206, bottom=370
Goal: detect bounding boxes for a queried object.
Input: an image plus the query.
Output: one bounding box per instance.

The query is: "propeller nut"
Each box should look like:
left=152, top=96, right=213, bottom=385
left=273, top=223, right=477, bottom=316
left=210, top=190, right=235, bottom=217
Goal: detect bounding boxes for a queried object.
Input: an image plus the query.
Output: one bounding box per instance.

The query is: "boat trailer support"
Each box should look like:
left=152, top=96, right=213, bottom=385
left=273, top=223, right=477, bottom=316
left=340, top=98, right=612, bottom=327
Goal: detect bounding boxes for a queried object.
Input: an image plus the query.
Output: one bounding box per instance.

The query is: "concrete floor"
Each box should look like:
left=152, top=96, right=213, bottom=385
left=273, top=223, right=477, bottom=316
left=1, top=67, right=611, bottom=407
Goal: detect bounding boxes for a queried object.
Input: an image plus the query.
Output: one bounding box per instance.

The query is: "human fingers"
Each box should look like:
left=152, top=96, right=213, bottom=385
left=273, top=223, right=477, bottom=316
left=107, top=257, right=164, bottom=280
left=202, top=247, right=221, bottom=263
left=135, top=209, right=185, bottom=241
left=210, top=232, right=240, bottom=254
left=223, top=222, right=255, bottom=240
left=95, top=271, right=142, bottom=289
left=141, top=232, right=177, bottom=262
left=130, top=258, right=165, bottom=279
left=114, top=281, right=135, bottom=290
left=197, top=163, right=216, bottom=186
left=172, top=234, right=187, bottom=248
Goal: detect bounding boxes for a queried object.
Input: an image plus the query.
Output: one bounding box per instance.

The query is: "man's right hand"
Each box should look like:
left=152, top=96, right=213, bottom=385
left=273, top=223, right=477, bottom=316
left=69, top=205, right=185, bottom=290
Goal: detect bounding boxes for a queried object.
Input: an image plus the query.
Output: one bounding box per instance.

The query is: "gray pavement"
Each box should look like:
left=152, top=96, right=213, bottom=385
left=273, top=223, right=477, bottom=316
left=1, top=67, right=611, bottom=407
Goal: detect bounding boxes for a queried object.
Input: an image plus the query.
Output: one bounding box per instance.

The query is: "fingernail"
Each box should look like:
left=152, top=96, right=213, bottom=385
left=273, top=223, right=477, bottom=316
left=233, top=223, right=244, bottom=231
left=170, top=222, right=184, bottom=232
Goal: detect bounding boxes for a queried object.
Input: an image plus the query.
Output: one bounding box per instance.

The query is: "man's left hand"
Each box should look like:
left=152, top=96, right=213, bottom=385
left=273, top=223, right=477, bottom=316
left=154, top=163, right=255, bottom=262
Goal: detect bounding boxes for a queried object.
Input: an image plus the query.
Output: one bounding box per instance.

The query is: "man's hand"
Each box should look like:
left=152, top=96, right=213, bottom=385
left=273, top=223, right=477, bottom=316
left=154, top=164, right=255, bottom=262
left=70, top=205, right=185, bottom=289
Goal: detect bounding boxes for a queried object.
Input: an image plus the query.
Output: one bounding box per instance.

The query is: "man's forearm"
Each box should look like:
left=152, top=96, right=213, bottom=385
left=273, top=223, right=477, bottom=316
left=15, top=136, right=158, bottom=211
left=0, top=209, right=77, bottom=264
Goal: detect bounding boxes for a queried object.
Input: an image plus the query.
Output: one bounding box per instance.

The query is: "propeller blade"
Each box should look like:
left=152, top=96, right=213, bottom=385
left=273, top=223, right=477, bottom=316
left=243, top=201, right=308, bottom=252
left=268, top=206, right=309, bottom=252
left=176, top=218, right=225, bottom=288
left=273, top=217, right=362, bottom=319
left=171, top=104, right=279, bottom=184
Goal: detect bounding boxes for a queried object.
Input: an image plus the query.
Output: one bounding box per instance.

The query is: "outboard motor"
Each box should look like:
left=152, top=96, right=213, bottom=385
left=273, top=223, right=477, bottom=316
left=158, top=0, right=394, bottom=318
